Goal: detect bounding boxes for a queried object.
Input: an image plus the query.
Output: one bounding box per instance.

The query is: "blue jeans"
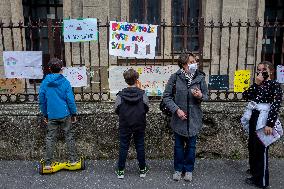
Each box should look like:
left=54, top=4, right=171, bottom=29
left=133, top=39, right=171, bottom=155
left=117, top=129, right=146, bottom=170
left=174, top=132, right=197, bottom=172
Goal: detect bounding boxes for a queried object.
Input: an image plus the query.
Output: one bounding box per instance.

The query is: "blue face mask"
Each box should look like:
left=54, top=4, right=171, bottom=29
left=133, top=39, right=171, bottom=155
left=188, top=63, right=198, bottom=73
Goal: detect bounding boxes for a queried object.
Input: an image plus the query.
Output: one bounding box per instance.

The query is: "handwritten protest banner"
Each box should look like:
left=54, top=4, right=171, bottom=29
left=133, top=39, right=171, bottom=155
left=276, top=65, right=284, bottom=83
left=3, top=51, right=43, bottom=79
left=109, top=65, right=179, bottom=96
left=109, top=21, right=158, bottom=59
left=234, top=70, right=251, bottom=92
left=0, top=78, right=24, bottom=94
left=63, top=18, right=97, bottom=42
left=62, top=66, right=87, bottom=87
left=208, top=75, right=229, bottom=90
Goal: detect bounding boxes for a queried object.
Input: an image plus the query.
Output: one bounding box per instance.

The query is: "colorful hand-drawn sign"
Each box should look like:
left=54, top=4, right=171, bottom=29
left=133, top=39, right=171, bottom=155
left=63, top=18, right=97, bottom=42
left=109, top=21, right=158, bottom=59
left=234, top=70, right=251, bottom=92
left=109, top=65, right=179, bottom=96
left=0, top=78, right=24, bottom=94
left=3, top=51, right=43, bottom=79
left=62, top=66, right=88, bottom=87
left=276, top=65, right=284, bottom=84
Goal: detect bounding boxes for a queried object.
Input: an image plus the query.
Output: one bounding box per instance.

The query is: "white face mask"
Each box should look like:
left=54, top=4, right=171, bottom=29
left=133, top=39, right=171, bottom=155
left=188, top=63, right=198, bottom=73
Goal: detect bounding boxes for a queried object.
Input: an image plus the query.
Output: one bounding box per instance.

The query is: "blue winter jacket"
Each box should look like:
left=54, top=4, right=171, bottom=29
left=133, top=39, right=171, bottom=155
left=39, top=74, right=77, bottom=120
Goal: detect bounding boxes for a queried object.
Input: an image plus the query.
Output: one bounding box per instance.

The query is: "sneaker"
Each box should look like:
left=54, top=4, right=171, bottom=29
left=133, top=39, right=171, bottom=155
left=44, top=160, right=52, bottom=169
left=139, top=166, right=149, bottom=178
left=115, top=169, right=125, bottom=179
left=173, top=171, right=182, bottom=181
left=184, top=172, right=192, bottom=182
left=43, top=165, right=52, bottom=170
left=70, top=161, right=78, bottom=166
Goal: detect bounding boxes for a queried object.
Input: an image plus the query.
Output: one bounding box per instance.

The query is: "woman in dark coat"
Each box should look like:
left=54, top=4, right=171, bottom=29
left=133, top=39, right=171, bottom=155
left=243, top=61, right=283, bottom=188
left=163, top=52, right=208, bottom=181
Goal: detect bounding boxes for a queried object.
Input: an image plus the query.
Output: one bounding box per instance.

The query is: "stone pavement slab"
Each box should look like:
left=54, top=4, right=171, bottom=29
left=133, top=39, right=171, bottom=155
left=0, top=159, right=283, bottom=189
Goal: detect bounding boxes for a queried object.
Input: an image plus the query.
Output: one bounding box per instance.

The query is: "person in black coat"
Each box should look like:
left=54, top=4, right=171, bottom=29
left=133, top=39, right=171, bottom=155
left=243, top=61, right=283, bottom=188
left=114, top=68, right=149, bottom=179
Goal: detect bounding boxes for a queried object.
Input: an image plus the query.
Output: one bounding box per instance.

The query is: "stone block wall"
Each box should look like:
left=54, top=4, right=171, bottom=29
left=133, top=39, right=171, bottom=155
left=0, top=102, right=283, bottom=161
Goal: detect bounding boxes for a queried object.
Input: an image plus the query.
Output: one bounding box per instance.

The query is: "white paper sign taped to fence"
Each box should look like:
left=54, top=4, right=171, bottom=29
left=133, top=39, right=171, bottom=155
left=62, top=66, right=88, bottom=87
left=109, top=21, right=158, bottom=59
left=63, top=18, right=97, bottom=42
left=109, top=65, right=179, bottom=96
left=276, top=65, right=284, bottom=83
left=3, top=51, right=43, bottom=79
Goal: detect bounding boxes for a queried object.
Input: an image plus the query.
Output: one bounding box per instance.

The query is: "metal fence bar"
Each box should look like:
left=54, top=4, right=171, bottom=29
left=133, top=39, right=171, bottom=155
left=209, top=20, right=213, bottom=76
left=0, top=20, right=283, bottom=103
left=282, top=27, right=284, bottom=65
left=236, top=20, right=241, bottom=70
left=227, top=19, right=232, bottom=76
left=106, top=18, right=110, bottom=99
left=97, top=19, right=102, bottom=101
left=244, top=20, right=250, bottom=70
left=253, top=20, right=260, bottom=82
left=217, top=21, right=223, bottom=75
left=272, top=19, right=278, bottom=66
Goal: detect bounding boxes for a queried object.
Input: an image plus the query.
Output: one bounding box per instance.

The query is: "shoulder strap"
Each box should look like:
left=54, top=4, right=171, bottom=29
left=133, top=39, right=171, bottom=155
left=173, top=72, right=178, bottom=85
left=172, top=72, right=178, bottom=95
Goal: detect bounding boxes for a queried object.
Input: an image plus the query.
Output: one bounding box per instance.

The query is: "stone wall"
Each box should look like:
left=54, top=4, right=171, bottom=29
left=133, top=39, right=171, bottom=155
left=0, top=102, right=283, bottom=161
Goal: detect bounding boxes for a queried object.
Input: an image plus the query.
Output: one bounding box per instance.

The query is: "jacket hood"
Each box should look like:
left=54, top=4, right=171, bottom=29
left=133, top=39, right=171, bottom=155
left=118, top=87, right=145, bottom=104
left=45, top=74, right=66, bottom=87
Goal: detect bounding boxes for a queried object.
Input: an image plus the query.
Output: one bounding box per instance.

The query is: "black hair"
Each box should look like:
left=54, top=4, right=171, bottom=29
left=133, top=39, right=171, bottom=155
left=48, top=58, right=63, bottom=73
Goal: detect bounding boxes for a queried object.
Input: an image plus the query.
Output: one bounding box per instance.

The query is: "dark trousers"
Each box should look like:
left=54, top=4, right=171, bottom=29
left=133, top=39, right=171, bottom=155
left=117, top=128, right=146, bottom=170
left=45, top=117, right=77, bottom=165
left=174, top=132, right=197, bottom=172
left=248, top=110, right=269, bottom=187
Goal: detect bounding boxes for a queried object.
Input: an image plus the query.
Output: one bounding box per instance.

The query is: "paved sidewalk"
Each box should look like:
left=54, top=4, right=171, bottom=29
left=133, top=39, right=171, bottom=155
left=0, top=159, right=283, bottom=189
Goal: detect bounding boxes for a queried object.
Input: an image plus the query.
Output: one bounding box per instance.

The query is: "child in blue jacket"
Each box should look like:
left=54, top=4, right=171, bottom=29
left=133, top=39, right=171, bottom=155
left=39, top=58, right=78, bottom=169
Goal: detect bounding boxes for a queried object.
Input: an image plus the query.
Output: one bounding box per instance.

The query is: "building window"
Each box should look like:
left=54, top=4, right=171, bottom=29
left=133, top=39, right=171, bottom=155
left=129, top=0, right=161, bottom=24
left=172, top=0, right=200, bottom=53
left=22, top=0, right=63, bottom=75
left=264, top=0, right=284, bottom=65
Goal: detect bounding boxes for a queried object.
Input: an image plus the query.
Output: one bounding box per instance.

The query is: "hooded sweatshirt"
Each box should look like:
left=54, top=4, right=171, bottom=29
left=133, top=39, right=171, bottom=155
left=114, top=87, right=149, bottom=131
left=39, top=74, right=77, bottom=120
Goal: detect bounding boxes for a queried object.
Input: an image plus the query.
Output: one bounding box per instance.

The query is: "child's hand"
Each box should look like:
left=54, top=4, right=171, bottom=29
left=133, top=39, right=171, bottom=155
left=71, top=116, right=77, bottom=123
left=43, top=117, right=48, bottom=124
left=255, top=73, right=264, bottom=85
left=264, top=126, right=272, bottom=135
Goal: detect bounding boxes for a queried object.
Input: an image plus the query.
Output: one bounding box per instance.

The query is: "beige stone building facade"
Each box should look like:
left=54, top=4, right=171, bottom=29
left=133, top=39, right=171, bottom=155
left=0, top=0, right=283, bottom=93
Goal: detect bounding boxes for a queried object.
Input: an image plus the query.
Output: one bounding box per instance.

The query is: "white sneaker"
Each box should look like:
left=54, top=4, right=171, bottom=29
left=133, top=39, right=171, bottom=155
left=184, top=172, right=192, bottom=182
left=44, top=165, right=52, bottom=170
left=173, top=171, right=182, bottom=181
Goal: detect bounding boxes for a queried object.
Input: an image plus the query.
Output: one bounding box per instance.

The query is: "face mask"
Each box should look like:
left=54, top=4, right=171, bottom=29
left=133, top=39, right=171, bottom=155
left=188, top=63, right=198, bottom=73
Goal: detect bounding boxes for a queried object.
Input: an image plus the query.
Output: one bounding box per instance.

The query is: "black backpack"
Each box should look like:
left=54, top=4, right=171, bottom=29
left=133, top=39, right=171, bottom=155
left=159, top=73, right=177, bottom=116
